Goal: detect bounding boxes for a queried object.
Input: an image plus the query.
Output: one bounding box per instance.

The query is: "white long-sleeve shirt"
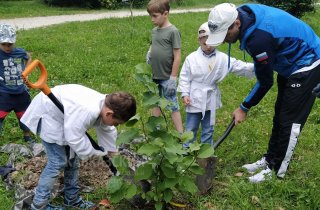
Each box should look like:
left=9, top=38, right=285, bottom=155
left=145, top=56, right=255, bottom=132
left=177, top=47, right=255, bottom=125
left=21, top=84, right=117, bottom=160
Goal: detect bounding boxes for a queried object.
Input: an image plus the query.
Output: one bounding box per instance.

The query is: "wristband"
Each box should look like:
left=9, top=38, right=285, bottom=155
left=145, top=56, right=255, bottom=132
left=240, top=103, right=249, bottom=112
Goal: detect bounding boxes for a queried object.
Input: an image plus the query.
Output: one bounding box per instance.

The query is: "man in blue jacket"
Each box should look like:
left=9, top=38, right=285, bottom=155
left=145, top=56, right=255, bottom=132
left=206, top=3, right=320, bottom=183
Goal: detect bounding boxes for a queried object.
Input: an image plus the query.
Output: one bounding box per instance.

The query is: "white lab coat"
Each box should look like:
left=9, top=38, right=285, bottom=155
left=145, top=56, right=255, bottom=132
left=177, top=47, right=255, bottom=125
left=21, top=84, right=117, bottom=160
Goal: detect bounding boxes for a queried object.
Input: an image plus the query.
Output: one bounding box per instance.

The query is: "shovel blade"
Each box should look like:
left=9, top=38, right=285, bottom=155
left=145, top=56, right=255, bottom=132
left=196, top=156, right=217, bottom=195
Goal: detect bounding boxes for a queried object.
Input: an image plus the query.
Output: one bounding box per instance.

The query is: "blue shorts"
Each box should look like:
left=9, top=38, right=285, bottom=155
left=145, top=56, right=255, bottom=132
left=0, top=91, right=31, bottom=119
left=153, top=79, right=180, bottom=112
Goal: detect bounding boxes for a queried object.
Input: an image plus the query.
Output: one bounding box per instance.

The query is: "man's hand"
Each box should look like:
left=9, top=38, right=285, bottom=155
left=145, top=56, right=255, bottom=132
left=182, top=96, right=191, bottom=106
left=312, top=83, right=320, bottom=98
left=232, top=107, right=247, bottom=125
left=166, top=76, right=177, bottom=96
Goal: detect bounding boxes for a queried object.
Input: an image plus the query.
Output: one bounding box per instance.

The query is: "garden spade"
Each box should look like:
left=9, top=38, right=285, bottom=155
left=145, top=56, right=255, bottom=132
left=22, top=59, right=118, bottom=175
left=196, top=118, right=235, bottom=195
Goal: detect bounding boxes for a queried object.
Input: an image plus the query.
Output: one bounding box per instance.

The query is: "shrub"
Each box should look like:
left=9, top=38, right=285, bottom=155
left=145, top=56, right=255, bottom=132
left=106, top=63, right=215, bottom=210
left=254, top=0, right=317, bottom=18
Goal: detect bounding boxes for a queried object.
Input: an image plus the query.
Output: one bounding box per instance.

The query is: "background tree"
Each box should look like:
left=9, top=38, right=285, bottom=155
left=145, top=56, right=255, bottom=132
left=254, top=0, right=317, bottom=18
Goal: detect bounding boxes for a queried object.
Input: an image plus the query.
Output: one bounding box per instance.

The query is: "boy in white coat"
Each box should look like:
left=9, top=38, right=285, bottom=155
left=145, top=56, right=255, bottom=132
left=21, top=84, right=136, bottom=210
left=177, top=22, right=255, bottom=147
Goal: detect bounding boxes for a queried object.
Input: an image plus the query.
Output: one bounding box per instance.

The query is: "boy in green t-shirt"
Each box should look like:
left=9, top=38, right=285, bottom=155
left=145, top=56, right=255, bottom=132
left=146, top=0, right=183, bottom=133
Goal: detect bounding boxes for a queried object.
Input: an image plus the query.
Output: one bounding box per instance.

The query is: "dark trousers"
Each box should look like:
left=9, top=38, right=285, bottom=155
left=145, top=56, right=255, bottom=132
left=266, top=65, right=320, bottom=178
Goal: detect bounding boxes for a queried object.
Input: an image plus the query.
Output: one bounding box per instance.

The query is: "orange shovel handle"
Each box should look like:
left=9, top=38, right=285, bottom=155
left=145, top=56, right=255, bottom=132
left=22, top=59, right=51, bottom=95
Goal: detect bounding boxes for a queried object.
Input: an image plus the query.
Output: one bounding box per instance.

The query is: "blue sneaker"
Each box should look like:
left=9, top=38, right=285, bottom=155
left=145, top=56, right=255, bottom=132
left=64, top=198, right=96, bottom=209
left=31, top=203, right=64, bottom=210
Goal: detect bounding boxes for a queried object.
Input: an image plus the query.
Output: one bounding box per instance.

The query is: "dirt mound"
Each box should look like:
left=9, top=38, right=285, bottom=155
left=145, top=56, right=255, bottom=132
left=11, top=156, right=113, bottom=190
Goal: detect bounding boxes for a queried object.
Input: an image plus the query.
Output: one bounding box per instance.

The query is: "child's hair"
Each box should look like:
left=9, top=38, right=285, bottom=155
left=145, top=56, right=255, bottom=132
left=104, top=92, right=136, bottom=122
left=147, top=0, right=170, bottom=14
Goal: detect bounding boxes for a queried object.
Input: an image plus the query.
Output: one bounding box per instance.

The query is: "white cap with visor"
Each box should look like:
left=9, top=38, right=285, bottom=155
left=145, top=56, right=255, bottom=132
left=0, top=24, right=16, bottom=44
left=206, top=3, right=238, bottom=46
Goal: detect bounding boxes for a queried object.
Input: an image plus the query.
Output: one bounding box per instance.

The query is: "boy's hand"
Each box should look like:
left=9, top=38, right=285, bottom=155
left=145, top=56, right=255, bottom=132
left=166, top=76, right=177, bottom=96
left=312, top=83, right=320, bottom=98
left=183, top=96, right=191, bottom=106
left=94, top=150, right=109, bottom=157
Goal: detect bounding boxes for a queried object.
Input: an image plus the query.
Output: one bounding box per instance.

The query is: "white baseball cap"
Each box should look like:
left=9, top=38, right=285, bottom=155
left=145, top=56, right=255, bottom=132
left=206, top=3, right=238, bottom=46
left=198, top=22, right=210, bottom=38
left=0, top=23, right=16, bottom=44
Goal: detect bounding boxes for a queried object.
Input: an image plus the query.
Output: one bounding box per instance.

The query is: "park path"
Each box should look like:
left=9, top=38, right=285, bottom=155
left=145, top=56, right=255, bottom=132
left=1, top=8, right=210, bottom=30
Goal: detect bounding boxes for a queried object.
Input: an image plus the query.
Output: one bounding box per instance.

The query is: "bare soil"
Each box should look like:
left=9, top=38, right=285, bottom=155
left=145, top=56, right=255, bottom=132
left=11, top=156, right=113, bottom=190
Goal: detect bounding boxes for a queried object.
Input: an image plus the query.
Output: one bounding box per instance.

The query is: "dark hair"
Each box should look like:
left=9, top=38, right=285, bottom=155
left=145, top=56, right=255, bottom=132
left=147, top=0, right=170, bottom=14
left=104, top=92, right=136, bottom=122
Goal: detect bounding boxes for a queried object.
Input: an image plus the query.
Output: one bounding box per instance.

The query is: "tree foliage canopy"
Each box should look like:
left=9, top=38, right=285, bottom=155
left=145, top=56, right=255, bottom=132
left=254, top=0, right=317, bottom=18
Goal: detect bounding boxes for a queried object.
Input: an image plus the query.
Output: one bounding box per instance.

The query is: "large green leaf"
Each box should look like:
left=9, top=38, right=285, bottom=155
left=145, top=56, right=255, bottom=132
left=146, top=116, right=166, bottom=131
left=165, top=144, right=186, bottom=155
left=125, top=114, right=140, bottom=127
left=109, top=185, right=126, bottom=203
left=197, top=143, right=215, bottom=158
left=164, top=151, right=179, bottom=164
left=181, top=156, right=196, bottom=168
left=125, top=184, right=137, bottom=199
left=152, top=138, right=164, bottom=147
left=142, top=93, right=161, bottom=108
left=116, top=128, right=140, bottom=145
left=178, top=176, right=198, bottom=194
left=107, top=176, right=123, bottom=194
left=133, top=73, right=147, bottom=83
left=112, top=155, right=129, bottom=175
left=135, top=63, right=151, bottom=74
left=180, top=131, right=194, bottom=143
left=189, top=142, right=201, bottom=152
left=135, top=163, right=153, bottom=181
left=150, top=129, right=172, bottom=140
left=158, top=98, right=170, bottom=109
left=188, top=165, right=205, bottom=175
left=138, top=143, right=161, bottom=156
left=160, top=163, right=176, bottom=178
left=164, top=177, right=178, bottom=188
left=163, top=189, right=173, bottom=203
left=155, top=202, right=163, bottom=210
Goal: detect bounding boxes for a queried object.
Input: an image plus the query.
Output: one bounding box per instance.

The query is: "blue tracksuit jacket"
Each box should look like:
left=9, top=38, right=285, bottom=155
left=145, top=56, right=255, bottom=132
left=237, top=4, right=320, bottom=111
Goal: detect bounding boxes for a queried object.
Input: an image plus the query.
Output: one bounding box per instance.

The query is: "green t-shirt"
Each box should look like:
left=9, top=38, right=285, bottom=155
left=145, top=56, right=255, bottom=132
left=150, top=25, right=181, bottom=80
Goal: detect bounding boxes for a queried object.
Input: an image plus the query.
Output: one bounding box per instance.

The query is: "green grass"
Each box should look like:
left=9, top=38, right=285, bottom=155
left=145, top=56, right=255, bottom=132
left=1, top=2, right=320, bottom=210
left=0, top=0, right=247, bottom=19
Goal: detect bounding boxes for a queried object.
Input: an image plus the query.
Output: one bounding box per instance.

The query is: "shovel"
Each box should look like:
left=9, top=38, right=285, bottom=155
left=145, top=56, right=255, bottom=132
left=196, top=118, right=235, bottom=195
left=213, top=118, right=235, bottom=149
left=22, top=59, right=118, bottom=175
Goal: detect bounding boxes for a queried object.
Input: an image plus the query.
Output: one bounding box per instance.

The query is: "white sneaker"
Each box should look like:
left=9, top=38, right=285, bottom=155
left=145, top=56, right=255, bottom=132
left=248, top=167, right=272, bottom=183
left=242, top=157, right=267, bottom=173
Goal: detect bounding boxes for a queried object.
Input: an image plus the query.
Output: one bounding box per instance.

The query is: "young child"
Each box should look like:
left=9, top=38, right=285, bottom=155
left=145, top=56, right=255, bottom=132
left=21, top=84, right=136, bottom=210
left=0, top=23, right=33, bottom=142
left=177, top=22, right=255, bottom=147
left=146, top=0, right=183, bottom=133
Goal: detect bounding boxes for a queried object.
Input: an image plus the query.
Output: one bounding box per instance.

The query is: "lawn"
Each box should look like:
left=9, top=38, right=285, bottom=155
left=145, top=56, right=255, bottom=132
left=0, top=0, right=246, bottom=18
left=1, top=1, right=320, bottom=209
